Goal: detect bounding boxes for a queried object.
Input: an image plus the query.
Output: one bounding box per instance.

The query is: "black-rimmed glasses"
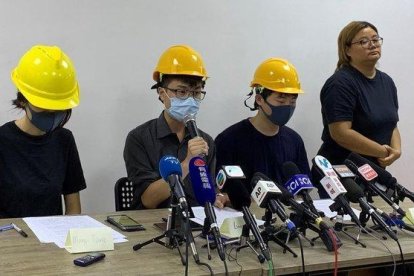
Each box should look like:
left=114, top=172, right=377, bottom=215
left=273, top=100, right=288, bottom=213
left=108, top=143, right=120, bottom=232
left=350, top=37, right=383, bottom=49
left=162, top=87, right=206, bottom=101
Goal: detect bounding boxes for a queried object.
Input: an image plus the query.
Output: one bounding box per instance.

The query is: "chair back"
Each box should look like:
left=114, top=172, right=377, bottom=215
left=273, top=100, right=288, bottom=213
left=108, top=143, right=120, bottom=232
left=114, top=177, right=134, bottom=211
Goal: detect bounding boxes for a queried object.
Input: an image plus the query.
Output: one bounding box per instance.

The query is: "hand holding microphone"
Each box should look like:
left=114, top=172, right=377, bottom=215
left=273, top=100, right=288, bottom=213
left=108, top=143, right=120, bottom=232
left=184, top=114, right=209, bottom=158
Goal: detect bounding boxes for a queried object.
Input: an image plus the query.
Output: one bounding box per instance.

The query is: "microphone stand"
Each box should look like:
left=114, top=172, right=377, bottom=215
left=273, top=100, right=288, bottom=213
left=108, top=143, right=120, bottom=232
left=201, top=217, right=213, bottom=260
left=260, top=208, right=298, bottom=257
left=328, top=202, right=366, bottom=248
left=132, top=195, right=197, bottom=266
left=236, top=224, right=266, bottom=263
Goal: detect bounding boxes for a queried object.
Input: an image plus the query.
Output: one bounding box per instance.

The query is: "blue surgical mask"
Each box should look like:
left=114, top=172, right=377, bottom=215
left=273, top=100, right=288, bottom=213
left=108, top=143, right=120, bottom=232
left=263, top=102, right=295, bottom=126
left=167, top=97, right=200, bottom=122
left=27, top=105, right=68, bottom=133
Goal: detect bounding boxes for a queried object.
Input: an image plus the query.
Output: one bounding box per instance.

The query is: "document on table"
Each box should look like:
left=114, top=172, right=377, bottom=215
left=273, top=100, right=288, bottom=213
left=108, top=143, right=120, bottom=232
left=313, top=199, right=361, bottom=221
left=23, top=215, right=127, bottom=248
left=191, top=206, right=264, bottom=227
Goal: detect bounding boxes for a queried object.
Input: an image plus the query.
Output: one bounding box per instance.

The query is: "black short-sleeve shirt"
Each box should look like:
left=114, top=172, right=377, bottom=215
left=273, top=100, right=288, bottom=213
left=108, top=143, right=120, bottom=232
left=0, top=121, right=87, bottom=218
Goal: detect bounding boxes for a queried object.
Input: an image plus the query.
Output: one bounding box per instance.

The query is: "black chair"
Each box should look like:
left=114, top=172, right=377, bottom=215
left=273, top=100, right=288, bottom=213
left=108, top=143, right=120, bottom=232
left=114, top=177, right=135, bottom=211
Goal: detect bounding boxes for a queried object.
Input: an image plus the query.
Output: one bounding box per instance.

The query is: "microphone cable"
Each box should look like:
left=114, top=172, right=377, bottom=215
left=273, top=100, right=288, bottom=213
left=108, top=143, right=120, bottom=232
left=184, top=208, right=190, bottom=276
left=365, top=227, right=397, bottom=276
left=396, top=240, right=407, bottom=276
left=327, top=229, right=339, bottom=276
left=371, top=217, right=407, bottom=276
left=184, top=208, right=215, bottom=276
left=296, top=234, right=306, bottom=276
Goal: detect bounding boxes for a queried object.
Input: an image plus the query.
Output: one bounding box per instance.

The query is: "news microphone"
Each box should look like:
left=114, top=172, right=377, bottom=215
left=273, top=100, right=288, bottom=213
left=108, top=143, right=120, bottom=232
left=189, top=156, right=225, bottom=261
left=343, top=159, right=406, bottom=218
left=216, top=165, right=246, bottom=191
left=159, top=155, right=188, bottom=210
left=312, top=156, right=363, bottom=228
left=159, top=155, right=199, bottom=263
left=250, top=172, right=296, bottom=233
left=347, top=152, right=414, bottom=203
left=282, top=162, right=320, bottom=216
left=342, top=178, right=398, bottom=241
left=275, top=181, right=342, bottom=251
left=225, top=179, right=272, bottom=261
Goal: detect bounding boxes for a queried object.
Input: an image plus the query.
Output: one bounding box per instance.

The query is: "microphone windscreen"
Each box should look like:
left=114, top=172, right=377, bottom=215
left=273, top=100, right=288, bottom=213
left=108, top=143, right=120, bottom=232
left=226, top=179, right=251, bottom=210
left=282, top=161, right=301, bottom=183
left=347, top=152, right=396, bottom=188
left=189, top=156, right=216, bottom=205
left=342, top=178, right=364, bottom=203
left=249, top=172, right=271, bottom=190
left=159, top=155, right=182, bottom=180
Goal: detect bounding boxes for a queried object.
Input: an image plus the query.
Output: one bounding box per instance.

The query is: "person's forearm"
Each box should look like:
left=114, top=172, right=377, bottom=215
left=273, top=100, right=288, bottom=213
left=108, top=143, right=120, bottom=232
left=390, top=127, right=401, bottom=152
left=329, top=122, right=388, bottom=158
left=64, top=192, right=81, bottom=215
left=141, top=179, right=171, bottom=209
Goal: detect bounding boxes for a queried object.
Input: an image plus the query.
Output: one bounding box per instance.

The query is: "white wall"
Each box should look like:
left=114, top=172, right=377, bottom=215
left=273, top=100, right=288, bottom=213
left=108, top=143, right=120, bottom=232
left=1, top=0, right=413, bottom=213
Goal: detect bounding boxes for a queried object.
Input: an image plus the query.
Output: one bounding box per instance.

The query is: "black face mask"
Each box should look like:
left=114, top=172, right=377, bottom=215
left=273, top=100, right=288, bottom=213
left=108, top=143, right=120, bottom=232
left=27, top=105, right=68, bottom=133
left=263, top=101, right=295, bottom=126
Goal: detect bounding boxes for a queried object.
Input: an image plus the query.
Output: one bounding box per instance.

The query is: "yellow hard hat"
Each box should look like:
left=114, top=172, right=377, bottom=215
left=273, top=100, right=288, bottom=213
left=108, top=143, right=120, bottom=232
left=250, top=58, right=303, bottom=94
left=11, top=45, right=80, bottom=110
left=153, top=45, right=208, bottom=82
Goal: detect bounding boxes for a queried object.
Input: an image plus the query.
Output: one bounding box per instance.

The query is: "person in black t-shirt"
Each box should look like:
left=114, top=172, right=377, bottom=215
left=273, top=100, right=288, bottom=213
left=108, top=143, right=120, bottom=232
left=215, top=58, right=310, bottom=194
left=0, top=45, right=86, bottom=218
left=312, top=21, right=400, bottom=199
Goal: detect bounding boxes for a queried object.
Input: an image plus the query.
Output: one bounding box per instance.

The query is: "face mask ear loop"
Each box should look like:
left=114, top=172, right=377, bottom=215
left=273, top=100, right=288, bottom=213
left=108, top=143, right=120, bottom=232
left=244, top=87, right=261, bottom=111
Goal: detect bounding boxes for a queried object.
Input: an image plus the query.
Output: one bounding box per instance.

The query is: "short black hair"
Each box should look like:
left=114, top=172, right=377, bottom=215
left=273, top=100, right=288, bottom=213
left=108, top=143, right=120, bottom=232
left=160, top=74, right=205, bottom=89
left=12, top=91, right=28, bottom=109
left=253, top=88, right=273, bottom=110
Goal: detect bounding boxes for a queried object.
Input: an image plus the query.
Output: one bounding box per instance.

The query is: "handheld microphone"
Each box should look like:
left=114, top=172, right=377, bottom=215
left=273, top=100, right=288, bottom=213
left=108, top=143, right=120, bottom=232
left=312, top=156, right=363, bottom=228
left=250, top=172, right=296, bottom=233
left=282, top=162, right=320, bottom=216
left=159, top=155, right=187, bottom=210
left=342, top=178, right=398, bottom=241
left=189, top=156, right=225, bottom=261
left=184, top=113, right=200, bottom=138
left=347, top=152, right=414, bottom=203
left=225, top=179, right=272, bottom=261
left=275, top=181, right=342, bottom=251
left=343, top=159, right=406, bottom=218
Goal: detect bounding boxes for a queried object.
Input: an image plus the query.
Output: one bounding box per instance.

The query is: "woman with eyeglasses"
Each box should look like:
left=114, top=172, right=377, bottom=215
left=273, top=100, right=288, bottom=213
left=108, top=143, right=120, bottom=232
left=0, top=45, right=86, bottom=218
left=312, top=21, right=400, bottom=199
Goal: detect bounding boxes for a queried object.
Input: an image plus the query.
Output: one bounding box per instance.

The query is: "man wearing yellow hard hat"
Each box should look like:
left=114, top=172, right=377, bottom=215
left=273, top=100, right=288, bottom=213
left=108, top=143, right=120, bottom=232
left=0, top=45, right=86, bottom=218
left=215, top=58, right=310, bottom=192
left=124, top=45, right=227, bottom=209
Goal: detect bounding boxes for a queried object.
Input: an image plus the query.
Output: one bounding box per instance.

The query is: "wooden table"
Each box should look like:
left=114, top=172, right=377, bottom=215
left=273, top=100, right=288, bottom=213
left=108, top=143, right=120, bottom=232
left=1, top=200, right=413, bottom=275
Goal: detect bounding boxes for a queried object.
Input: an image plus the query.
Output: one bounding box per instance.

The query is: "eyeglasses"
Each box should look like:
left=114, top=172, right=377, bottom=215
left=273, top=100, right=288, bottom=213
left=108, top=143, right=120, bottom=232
left=350, top=37, right=383, bottom=49
left=162, top=87, right=206, bottom=101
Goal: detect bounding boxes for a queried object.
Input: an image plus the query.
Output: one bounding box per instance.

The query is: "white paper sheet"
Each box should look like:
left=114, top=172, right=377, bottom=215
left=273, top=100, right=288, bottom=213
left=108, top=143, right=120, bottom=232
left=312, top=199, right=361, bottom=221
left=23, top=215, right=127, bottom=248
left=191, top=206, right=264, bottom=227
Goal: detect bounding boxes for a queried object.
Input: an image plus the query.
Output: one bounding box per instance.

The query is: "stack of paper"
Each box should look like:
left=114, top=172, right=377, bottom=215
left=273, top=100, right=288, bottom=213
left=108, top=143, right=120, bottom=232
left=23, top=215, right=127, bottom=248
